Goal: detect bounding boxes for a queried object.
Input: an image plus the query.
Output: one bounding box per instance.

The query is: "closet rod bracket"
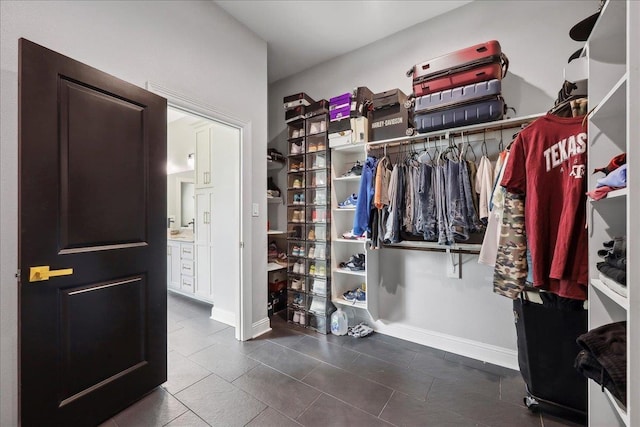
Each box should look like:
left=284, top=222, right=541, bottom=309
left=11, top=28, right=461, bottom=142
left=445, top=248, right=462, bottom=279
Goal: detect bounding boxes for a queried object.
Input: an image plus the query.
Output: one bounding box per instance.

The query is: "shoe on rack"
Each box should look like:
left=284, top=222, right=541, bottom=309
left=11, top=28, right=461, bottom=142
left=268, top=241, right=278, bottom=261
left=316, top=155, right=326, bottom=168
left=308, top=141, right=318, bottom=152
left=275, top=252, right=288, bottom=266
left=338, top=194, right=358, bottom=209
left=292, top=245, right=300, bottom=257
left=291, top=278, right=302, bottom=290
left=342, top=161, right=363, bottom=177
left=291, top=129, right=299, bottom=139
left=291, top=142, right=303, bottom=155
left=298, top=193, right=305, bottom=204
left=292, top=311, right=300, bottom=323
left=308, top=245, right=315, bottom=259
left=291, top=226, right=302, bottom=239
left=268, top=148, right=285, bottom=162
left=267, top=177, right=281, bottom=197
left=319, top=120, right=326, bottom=133
left=339, top=254, right=365, bottom=271
left=292, top=178, right=302, bottom=189
left=293, top=194, right=300, bottom=205
left=310, top=297, right=324, bottom=314
left=316, top=264, right=326, bottom=276
left=309, top=122, right=320, bottom=135
left=298, top=246, right=305, bottom=257
left=309, top=264, right=316, bottom=276
left=308, top=228, right=316, bottom=240
left=343, top=288, right=366, bottom=303
left=312, top=279, right=326, bottom=295
left=317, top=140, right=326, bottom=151
left=342, top=230, right=365, bottom=240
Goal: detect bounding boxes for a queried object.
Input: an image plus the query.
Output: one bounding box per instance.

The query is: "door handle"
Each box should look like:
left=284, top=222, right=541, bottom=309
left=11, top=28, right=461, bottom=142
left=29, top=265, right=74, bottom=282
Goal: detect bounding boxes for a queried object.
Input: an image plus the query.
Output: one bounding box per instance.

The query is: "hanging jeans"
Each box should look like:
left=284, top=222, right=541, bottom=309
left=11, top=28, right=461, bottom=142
left=435, top=163, right=452, bottom=245
left=353, top=156, right=378, bottom=236
left=460, top=159, right=481, bottom=234
left=445, top=160, right=469, bottom=242
left=418, top=163, right=438, bottom=241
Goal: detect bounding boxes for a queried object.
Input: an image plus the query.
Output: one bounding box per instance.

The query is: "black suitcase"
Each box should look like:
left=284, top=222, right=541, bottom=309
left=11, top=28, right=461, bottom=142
left=513, top=291, right=587, bottom=423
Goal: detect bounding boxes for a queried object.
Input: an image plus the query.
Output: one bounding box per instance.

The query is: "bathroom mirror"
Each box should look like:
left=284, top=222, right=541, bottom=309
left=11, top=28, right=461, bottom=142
left=167, top=171, right=195, bottom=229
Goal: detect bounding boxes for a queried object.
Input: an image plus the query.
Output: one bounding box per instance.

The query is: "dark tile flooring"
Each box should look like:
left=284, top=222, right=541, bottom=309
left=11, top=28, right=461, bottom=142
left=101, top=293, right=585, bottom=426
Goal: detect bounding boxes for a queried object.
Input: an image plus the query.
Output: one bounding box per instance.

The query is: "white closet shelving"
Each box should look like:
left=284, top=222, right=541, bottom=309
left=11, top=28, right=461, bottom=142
left=586, top=1, right=637, bottom=425
left=330, top=144, right=379, bottom=319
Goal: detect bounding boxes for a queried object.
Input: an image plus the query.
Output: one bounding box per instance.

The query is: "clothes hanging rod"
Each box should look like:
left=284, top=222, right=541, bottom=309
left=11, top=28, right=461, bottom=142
left=380, top=242, right=481, bottom=255
left=365, top=112, right=545, bottom=150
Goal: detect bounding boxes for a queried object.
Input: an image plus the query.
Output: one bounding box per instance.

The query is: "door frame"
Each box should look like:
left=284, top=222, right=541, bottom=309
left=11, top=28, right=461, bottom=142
left=147, top=82, right=250, bottom=341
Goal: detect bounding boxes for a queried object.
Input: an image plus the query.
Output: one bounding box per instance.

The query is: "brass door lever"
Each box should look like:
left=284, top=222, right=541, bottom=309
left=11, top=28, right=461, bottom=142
left=29, top=266, right=73, bottom=282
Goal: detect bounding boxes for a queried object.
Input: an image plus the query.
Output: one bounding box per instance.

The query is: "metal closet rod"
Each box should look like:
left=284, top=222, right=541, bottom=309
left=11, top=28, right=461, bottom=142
left=365, top=112, right=545, bottom=151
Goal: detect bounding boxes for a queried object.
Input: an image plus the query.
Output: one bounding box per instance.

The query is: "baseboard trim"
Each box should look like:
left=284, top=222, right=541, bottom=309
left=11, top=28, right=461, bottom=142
left=369, top=320, right=518, bottom=370
left=210, top=306, right=235, bottom=327
left=251, top=317, right=271, bottom=339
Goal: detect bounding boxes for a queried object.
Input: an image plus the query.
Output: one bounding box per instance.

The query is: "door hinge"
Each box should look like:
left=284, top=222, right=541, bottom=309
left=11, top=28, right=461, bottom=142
left=16, top=269, right=21, bottom=283
left=240, top=242, right=244, bottom=248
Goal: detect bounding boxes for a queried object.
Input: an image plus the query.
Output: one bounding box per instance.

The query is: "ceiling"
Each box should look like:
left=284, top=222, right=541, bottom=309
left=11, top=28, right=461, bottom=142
left=214, top=0, right=473, bottom=83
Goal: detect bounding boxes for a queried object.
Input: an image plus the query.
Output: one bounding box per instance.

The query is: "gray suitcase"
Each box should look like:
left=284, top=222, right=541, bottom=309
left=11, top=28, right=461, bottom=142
left=414, top=96, right=504, bottom=133
left=414, top=79, right=501, bottom=113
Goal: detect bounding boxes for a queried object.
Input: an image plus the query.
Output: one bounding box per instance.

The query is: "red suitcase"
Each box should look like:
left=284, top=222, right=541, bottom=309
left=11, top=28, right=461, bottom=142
left=413, top=62, right=506, bottom=97
left=408, top=40, right=503, bottom=82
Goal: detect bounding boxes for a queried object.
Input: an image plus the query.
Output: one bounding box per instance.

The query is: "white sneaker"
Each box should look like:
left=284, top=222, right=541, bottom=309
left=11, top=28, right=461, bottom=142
left=292, top=311, right=300, bottom=323
left=313, top=279, right=326, bottom=295
left=310, top=298, right=324, bottom=313
left=308, top=245, right=315, bottom=259
left=299, top=311, right=306, bottom=326
left=291, top=279, right=302, bottom=290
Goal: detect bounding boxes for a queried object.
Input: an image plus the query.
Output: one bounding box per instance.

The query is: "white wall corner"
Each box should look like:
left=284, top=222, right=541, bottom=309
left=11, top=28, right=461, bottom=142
left=370, top=320, right=519, bottom=371
left=251, top=317, right=271, bottom=339
left=210, top=306, right=236, bottom=327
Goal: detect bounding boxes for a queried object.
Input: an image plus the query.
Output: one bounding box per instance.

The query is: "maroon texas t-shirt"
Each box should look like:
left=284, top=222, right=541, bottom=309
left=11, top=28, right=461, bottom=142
left=501, top=114, right=588, bottom=300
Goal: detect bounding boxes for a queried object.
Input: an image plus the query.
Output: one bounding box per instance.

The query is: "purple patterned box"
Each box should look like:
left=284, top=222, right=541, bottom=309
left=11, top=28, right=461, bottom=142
left=329, top=93, right=351, bottom=108
left=330, top=104, right=350, bottom=121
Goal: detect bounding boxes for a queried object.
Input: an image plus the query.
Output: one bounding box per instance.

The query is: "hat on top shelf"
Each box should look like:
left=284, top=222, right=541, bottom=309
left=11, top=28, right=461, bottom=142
left=569, top=0, right=605, bottom=42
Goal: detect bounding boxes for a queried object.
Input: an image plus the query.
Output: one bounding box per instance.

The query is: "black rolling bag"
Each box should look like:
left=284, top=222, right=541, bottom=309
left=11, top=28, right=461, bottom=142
left=513, top=290, right=587, bottom=423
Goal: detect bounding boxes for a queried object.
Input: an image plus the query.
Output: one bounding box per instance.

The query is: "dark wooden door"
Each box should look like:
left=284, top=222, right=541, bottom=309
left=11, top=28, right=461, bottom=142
left=19, top=38, right=167, bottom=426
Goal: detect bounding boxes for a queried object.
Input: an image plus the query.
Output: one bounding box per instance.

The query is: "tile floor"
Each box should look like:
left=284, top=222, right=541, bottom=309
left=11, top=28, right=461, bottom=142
left=102, top=293, right=585, bottom=426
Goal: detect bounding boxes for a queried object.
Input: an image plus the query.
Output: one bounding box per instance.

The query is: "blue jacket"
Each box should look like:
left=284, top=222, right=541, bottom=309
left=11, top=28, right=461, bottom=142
left=352, top=156, right=378, bottom=236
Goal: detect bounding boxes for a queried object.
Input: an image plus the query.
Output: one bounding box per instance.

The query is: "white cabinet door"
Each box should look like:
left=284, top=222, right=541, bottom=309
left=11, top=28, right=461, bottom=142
left=194, top=191, right=213, bottom=301
left=195, top=191, right=212, bottom=245
left=195, top=126, right=212, bottom=189
left=167, top=242, right=181, bottom=290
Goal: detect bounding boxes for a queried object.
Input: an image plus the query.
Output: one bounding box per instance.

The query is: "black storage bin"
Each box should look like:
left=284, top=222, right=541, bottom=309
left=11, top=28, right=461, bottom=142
left=513, top=291, right=587, bottom=422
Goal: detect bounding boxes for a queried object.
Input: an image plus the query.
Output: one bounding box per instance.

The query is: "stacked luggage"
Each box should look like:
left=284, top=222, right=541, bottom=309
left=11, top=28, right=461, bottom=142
left=407, top=40, right=509, bottom=133
left=328, top=87, right=374, bottom=148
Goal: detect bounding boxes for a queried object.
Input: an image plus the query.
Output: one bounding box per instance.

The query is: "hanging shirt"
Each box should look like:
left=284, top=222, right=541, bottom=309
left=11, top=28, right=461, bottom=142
left=374, top=157, right=391, bottom=209
left=479, top=151, right=511, bottom=267
left=500, top=114, right=588, bottom=300
left=476, top=155, right=494, bottom=224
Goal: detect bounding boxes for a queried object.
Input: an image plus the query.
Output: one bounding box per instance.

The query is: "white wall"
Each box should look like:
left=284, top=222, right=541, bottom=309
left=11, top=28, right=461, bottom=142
left=269, top=0, right=597, bottom=367
left=0, top=1, right=267, bottom=425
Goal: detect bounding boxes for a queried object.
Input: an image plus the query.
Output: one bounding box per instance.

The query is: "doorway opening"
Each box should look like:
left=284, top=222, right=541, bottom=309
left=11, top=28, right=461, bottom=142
left=165, top=103, right=244, bottom=337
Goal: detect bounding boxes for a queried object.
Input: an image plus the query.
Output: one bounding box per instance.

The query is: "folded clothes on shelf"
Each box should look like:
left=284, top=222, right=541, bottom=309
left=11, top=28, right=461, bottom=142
left=575, top=321, right=627, bottom=407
